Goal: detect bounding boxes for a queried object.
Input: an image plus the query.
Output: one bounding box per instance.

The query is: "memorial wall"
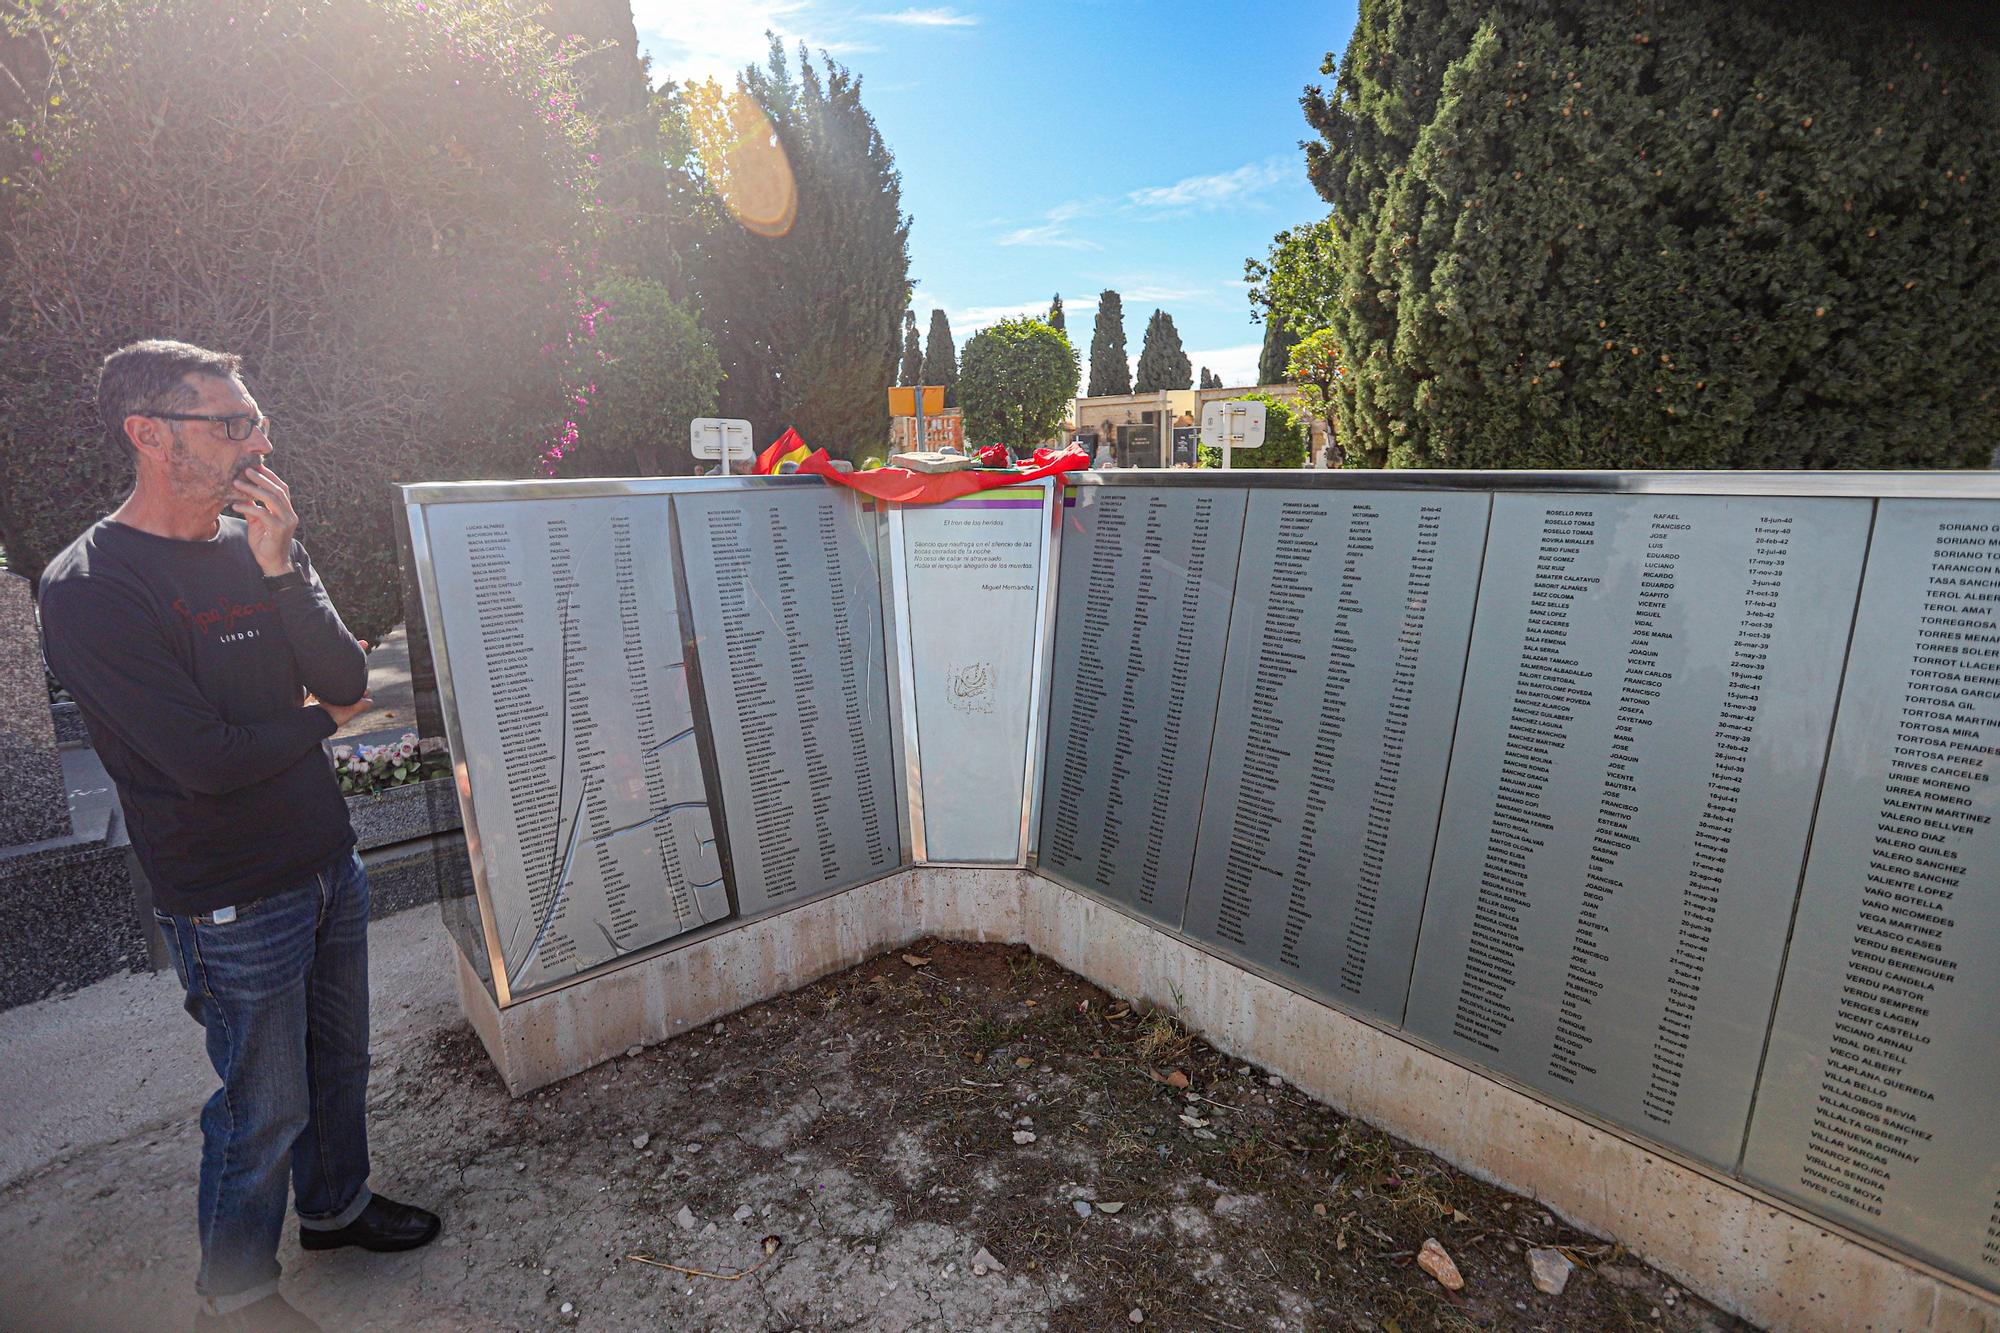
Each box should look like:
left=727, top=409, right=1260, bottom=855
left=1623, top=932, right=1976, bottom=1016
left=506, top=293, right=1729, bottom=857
left=1740, top=500, right=2000, bottom=1287
left=1034, top=477, right=1998, bottom=1294
left=1039, top=485, right=1246, bottom=924
left=407, top=473, right=1999, bottom=1296
left=1403, top=494, right=1872, bottom=1168
left=1184, top=490, right=1487, bottom=1023
left=679, top=488, right=903, bottom=914
left=422, top=495, right=728, bottom=995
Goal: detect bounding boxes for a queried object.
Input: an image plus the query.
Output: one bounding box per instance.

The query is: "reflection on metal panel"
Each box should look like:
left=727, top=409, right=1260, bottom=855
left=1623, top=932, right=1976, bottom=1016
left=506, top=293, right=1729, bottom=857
left=1038, top=486, right=1248, bottom=925
left=423, top=496, right=727, bottom=995
left=899, top=484, right=1053, bottom=863
left=678, top=488, right=903, bottom=915
left=1405, top=494, right=1872, bottom=1168
left=1741, top=500, right=2000, bottom=1289
left=1182, top=491, right=1489, bottom=1022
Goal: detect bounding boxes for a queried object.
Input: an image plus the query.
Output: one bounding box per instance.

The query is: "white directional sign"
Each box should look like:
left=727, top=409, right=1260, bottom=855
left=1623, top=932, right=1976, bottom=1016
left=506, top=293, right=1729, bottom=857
left=689, top=417, right=754, bottom=472
left=1200, top=400, right=1266, bottom=468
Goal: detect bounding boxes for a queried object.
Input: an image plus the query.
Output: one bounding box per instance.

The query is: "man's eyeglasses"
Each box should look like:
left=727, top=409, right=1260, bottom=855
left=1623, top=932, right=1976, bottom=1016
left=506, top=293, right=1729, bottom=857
left=147, top=411, right=271, bottom=443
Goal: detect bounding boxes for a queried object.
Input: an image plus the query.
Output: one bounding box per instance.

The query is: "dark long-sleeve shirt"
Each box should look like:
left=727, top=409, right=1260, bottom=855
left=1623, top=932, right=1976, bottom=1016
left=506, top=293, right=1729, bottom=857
left=39, top=517, right=367, bottom=915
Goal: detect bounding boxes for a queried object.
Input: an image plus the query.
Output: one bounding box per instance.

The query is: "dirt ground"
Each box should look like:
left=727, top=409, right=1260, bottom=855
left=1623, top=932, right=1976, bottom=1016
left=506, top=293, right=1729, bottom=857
left=0, top=935, right=1752, bottom=1331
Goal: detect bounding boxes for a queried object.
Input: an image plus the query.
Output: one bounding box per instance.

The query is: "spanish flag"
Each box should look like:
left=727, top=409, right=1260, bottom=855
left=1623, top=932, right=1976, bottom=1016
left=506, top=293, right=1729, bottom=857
left=753, top=427, right=810, bottom=475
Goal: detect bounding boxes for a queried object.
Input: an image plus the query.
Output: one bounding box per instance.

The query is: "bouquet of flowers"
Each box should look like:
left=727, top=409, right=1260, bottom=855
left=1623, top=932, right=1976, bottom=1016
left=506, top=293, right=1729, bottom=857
left=331, top=732, right=450, bottom=796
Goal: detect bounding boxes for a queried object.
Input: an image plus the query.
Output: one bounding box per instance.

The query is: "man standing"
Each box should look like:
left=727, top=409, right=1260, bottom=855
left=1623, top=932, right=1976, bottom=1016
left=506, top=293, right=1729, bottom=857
left=39, top=341, right=441, bottom=1331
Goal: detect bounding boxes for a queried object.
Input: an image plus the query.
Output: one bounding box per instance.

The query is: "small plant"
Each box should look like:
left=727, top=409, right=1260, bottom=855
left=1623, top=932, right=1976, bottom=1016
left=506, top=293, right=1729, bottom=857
left=332, top=733, right=449, bottom=797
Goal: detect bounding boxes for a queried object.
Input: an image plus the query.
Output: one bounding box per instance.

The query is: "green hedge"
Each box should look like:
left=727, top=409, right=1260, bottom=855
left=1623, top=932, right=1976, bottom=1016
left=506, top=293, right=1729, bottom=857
left=1307, top=0, right=2000, bottom=469
left=0, top=0, right=599, bottom=639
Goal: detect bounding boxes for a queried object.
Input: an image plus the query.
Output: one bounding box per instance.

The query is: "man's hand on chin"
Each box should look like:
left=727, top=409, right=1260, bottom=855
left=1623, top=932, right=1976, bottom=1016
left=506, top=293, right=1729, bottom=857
left=232, top=463, right=303, bottom=577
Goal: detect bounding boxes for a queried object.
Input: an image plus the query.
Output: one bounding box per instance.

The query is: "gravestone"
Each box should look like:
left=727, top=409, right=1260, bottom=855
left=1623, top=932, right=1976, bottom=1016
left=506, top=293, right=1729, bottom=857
left=0, top=572, right=70, bottom=846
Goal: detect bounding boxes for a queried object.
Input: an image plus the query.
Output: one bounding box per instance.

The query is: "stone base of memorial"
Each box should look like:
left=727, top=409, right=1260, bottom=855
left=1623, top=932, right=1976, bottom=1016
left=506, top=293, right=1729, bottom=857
left=348, top=775, right=468, bottom=919
left=0, top=805, right=147, bottom=1009
left=449, top=865, right=1996, bottom=1333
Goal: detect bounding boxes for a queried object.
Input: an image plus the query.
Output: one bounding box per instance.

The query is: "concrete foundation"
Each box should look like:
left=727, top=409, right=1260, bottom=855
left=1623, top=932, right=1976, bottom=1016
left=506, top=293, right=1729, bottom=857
left=455, top=867, right=1999, bottom=1333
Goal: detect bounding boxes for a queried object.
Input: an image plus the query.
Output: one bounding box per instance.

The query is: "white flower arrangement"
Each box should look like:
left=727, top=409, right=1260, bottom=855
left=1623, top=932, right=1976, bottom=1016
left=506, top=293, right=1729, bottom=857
left=333, top=732, right=449, bottom=796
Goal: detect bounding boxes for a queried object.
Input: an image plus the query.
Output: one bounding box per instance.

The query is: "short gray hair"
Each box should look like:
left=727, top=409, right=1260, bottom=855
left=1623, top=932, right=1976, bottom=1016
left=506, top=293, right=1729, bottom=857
left=98, top=339, right=244, bottom=457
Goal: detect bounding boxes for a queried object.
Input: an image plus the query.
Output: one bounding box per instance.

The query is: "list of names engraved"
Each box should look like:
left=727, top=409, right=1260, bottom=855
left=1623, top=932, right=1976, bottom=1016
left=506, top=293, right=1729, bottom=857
left=1038, top=487, right=1246, bottom=925
left=1181, top=491, right=1489, bottom=1022
left=679, top=488, right=901, bottom=915
left=1404, top=494, right=1872, bottom=1166
left=425, top=496, right=726, bottom=995
left=1743, top=500, right=2000, bottom=1289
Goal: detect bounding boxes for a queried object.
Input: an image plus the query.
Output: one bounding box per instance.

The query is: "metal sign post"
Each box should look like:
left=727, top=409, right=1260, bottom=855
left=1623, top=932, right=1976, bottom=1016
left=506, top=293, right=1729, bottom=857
left=887, top=387, right=947, bottom=453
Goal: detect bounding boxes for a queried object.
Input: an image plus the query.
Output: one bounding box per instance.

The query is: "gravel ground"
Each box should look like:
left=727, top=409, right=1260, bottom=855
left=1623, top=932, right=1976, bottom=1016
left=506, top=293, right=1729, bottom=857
left=0, top=929, right=1754, bottom=1331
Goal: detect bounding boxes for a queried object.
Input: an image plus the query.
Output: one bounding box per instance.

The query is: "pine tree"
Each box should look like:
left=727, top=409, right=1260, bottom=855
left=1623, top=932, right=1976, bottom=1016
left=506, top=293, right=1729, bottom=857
left=1047, top=293, right=1065, bottom=332
left=899, top=309, right=922, bottom=386
left=1134, top=309, right=1192, bottom=392
left=922, top=309, right=958, bottom=406
left=1306, top=0, right=2000, bottom=468
left=1087, top=289, right=1130, bottom=397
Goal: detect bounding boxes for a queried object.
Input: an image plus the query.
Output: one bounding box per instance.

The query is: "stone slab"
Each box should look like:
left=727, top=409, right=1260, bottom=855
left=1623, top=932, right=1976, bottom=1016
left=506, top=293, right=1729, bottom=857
left=0, top=813, right=145, bottom=1010
left=1740, top=500, right=2000, bottom=1291
left=1038, top=485, right=1246, bottom=926
left=0, top=571, right=69, bottom=846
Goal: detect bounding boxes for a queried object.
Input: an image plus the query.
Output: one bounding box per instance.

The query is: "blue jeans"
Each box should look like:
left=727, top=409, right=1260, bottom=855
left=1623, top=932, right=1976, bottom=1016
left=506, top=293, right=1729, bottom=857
left=157, top=850, right=374, bottom=1308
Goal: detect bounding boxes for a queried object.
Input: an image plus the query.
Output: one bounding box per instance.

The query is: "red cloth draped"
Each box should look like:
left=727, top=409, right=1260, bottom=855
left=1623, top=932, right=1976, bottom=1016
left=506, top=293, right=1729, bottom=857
left=796, top=446, right=1089, bottom=505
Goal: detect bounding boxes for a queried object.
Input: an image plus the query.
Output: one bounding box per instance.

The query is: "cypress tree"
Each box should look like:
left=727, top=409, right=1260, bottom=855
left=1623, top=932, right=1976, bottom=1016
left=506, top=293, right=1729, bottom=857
left=1048, top=293, right=1065, bottom=332
left=685, top=40, right=910, bottom=454
left=1198, top=367, right=1214, bottom=390
left=541, top=0, right=678, bottom=282
left=922, top=308, right=958, bottom=405
left=1087, top=289, right=1130, bottom=397
left=1307, top=0, right=2000, bottom=469
left=1257, top=314, right=1296, bottom=386
left=1134, top=309, right=1192, bottom=392
left=899, top=309, right=922, bottom=386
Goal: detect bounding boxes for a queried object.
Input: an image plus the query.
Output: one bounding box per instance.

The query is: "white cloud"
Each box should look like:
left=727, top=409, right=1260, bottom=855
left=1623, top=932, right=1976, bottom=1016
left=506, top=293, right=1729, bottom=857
left=864, top=7, right=978, bottom=25
left=1120, top=282, right=1209, bottom=305
left=1126, top=158, right=1292, bottom=212
left=929, top=300, right=1053, bottom=337
left=1186, top=342, right=1264, bottom=389
left=996, top=199, right=1102, bottom=250
left=633, top=0, right=868, bottom=86
left=997, top=223, right=1101, bottom=250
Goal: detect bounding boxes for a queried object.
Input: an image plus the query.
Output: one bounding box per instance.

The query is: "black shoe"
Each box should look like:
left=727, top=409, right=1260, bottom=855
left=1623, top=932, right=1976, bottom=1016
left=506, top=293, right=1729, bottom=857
left=299, top=1195, right=441, bottom=1253
left=193, top=1293, right=323, bottom=1332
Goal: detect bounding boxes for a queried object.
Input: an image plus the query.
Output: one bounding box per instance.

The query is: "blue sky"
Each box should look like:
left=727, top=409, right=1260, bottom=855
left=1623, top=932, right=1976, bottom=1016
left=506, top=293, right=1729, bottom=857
left=631, top=1, right=1359, bottom=387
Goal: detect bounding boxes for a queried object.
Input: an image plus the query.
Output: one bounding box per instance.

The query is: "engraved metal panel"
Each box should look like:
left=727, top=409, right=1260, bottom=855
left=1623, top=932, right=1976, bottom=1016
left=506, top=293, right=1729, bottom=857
left=1181, top=491, right=1490, bottom=1021
left=899, top=484, right=1053, bottom=863
left=422, top=496, right=727, bottom=995
left=1404, top=493, right=1872, bottom=1167
left=678, top=487, right=902, bottom=916
left=1741, top=499, right=2000, bottom=1291
left=1037, top=486, right=1249, bottom=925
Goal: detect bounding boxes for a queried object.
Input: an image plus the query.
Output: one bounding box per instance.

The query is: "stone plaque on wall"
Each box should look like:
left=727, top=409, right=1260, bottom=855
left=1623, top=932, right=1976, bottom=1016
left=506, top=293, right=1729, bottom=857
left=1404, top=493, right=1872, bottom=1168
left=897, top=484, right=1053, bottom=864
left=1038, top=486, right=1247, bottom=925
left=1741, top=500, right=2000, bottom=1289
left=424, top=496, right=727, bottom=995
left=679, top=486, right=903, bottom=916
left=1181, top=490, right=1490, bottom=1022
